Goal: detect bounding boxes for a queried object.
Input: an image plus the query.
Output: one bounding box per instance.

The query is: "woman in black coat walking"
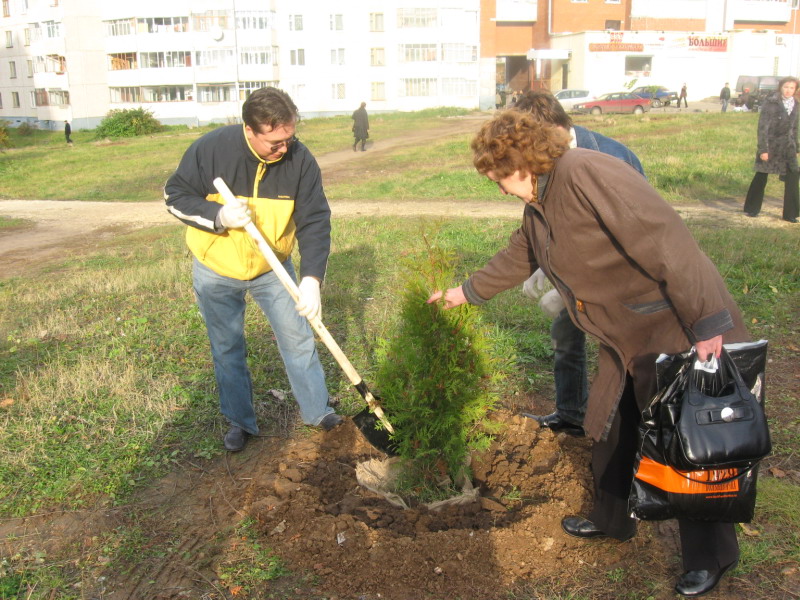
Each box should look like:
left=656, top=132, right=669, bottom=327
left=351, top=102, right=369, bottom=152
left=744, top=76, right=800, bottom=223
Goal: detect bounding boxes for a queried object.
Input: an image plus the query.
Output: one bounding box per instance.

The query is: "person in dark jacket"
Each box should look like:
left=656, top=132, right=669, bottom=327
left=165, top=87, right=342, bottom=452
left=743, top=76, right=800, bottom=223
left=428, top=110, right=749, bottom=598
left=512, top=91, right=645, bottom=436
left=678, top=83, right=688, bottom=108
left=720, top=83, right=731, bottom=113
left=64, top=121, right=72, bottom=144
left=351, top=102, right=369, bottom=151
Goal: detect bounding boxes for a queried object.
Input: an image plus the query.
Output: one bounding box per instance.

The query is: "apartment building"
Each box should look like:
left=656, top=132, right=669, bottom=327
left=1, top=0, right=481, bottom=129
left=2, top=0, right=800, bottom=129
left=483, top=0, right=800, bottom=106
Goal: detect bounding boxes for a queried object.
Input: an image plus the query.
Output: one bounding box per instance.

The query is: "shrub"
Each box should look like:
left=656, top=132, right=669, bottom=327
left=374, top=241, right=505, bottom=500
left=0, top=121, right=11, bottom=151
left=94, top=108, right=164, bottom=139
left=16, top=122, right=35, bottom=136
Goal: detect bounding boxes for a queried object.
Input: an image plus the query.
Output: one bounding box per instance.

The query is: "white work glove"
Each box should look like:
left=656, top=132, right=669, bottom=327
left=218, top=201, right=252, bottom=230
left=522, top=269, right=550, bottom=300
left=296, top=277, right=322, bottom=321
left=538, top=289, right=566, bottom=319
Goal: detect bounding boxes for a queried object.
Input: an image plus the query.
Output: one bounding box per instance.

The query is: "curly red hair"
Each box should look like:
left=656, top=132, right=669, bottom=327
left=471, top=110, right=570, bottom=178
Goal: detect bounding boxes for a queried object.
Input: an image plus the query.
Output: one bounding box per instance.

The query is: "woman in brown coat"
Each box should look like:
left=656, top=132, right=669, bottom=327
left=743, top=76, right=800, bottom=223
left=428, top=111, right=750, bottom=597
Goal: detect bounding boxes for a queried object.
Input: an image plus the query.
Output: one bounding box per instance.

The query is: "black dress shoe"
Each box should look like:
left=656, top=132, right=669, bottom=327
left=318, top=413, right=344, bottom=431
left=784, top=217, right=798, bottom=223
left=744, top=212, right=758, bottom=218
left=521, top=412, right=584, bottom=436
left=675, top=558, right=739, bottom=597
left=223, top=425, right=249, bottom=452
left=561, top=516, right=635, bottom=541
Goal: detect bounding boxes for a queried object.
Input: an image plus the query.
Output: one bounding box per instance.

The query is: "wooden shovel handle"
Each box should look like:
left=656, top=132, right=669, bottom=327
left=212, top=178, right=394, bottom=433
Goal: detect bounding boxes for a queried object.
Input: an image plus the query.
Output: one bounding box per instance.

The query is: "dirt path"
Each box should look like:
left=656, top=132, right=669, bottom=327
left=0, top=112, right=792, bottom=280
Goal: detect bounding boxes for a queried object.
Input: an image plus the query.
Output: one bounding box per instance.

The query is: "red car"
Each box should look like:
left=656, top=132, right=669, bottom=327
left=572, top=92, right=652, bottom=115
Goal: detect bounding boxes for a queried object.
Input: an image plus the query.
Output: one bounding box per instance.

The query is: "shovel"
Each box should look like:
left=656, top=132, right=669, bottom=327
left=212, top=178, right=396, bottom=451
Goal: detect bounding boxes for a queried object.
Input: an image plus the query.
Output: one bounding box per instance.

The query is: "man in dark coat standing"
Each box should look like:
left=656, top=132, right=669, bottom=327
left=351, top=102, right=369, bottom=152
left=720, top=82, right=731, bottom=112
left=64, top=120, right=72, bottom=144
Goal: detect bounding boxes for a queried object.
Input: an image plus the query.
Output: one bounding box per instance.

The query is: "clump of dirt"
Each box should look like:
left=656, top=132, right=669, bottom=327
left=240, top=411, right=659, bottom=600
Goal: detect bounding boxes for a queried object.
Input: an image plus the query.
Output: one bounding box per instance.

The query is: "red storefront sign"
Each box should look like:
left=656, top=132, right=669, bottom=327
left=688, top=36, right=728, bottom=52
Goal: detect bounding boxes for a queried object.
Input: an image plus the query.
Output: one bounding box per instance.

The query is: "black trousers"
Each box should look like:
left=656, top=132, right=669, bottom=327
left=587, top=376, right=739, bottom=571
left=744, top=170, right=800, bottom=221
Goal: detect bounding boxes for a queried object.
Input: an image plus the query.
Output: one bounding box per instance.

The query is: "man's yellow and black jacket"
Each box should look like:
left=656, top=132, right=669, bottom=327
left=164, top=124, right=330, bottom=282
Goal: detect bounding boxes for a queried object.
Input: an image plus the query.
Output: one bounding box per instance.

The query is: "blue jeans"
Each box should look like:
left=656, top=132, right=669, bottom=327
left=192, top=258, right=333, bottom=434
left=550, top=308, right=588, bottom=426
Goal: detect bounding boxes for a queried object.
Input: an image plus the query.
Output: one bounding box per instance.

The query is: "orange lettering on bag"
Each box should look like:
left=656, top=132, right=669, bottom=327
left=634, top=457, right=740, bottom=494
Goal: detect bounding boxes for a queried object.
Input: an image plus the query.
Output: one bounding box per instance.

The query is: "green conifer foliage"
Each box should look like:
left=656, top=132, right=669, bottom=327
left=374, top=244, right=505, bottom=499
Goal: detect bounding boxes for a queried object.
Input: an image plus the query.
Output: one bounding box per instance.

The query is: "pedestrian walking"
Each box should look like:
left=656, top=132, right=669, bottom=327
left=64, top=120, right=72, bottom=144
left=678, top=84, right=688, bottom=109
left=351, top=102, right=369, bottom=152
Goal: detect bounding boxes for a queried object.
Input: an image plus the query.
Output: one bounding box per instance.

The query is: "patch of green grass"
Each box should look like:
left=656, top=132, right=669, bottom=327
left=217, top=517, right=288, bottom=594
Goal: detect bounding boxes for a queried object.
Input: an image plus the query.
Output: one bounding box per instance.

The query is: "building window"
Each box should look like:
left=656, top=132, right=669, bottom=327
left=106, top=19, right=135, bottom=36
left=400, top=78, right=436, bottom=96
left=330, top=14, right=343, bottom=30
left=239, top=80, right=271, bottom=100
left=0, top=92, right=3, bottom=109
left=605, top=20, right=621, bottom=30
left=49, top=88, right=69, bottom=105
left=571, top=0, right=587, bottom=3
left=196, top=49, right=235, bottom=67
left=34, top=88, right=47, bottom=105
left=331, top=83, right=345, bottom=99
left=48, top=54, right=65, bottom=72
left=240, top=46, right=278, bottom=66
left=26, top=59, right=32, bottom=76
left=44, top=21, right=61, bottom=38
left=605, top=0, right=621, bottom=3
left=290, top=49, right=305, bottom=66
left=625, top=56, right=652, bottom=75
left=140, top=51, right=191, bottom=68
left=370, top=47, right=385, bottom=67
left=442, top=78, right=477, bottom=96
left=110, top=87, right=142, bottom=103
left=12, top=91, right=21, bottom=107
left=399, top=44, right=437, bottom=62
left=2, top=1, right=9, bottom=18
left=142, top=85, right=191, bottom=102
left=369, top=13, right=384, bottom=32
left=397, top=8, right=437, bottom=28
left=192, top=11, right=229, bottom=32
left=5, top=31, right=12, bottom=48
left=198, top=84, right=235, bottom=103
left=137, top=17, right=189, bottom=34
left=109, top=53, right=137, bottom=70
left=371, top=82, right=385, bottom=101
left=23, top=28, right=30, bottom=45
left=30, top=91, right=35, bottom=107
left=236, top=11, right=274, bottom=30
left=8, top=61, right=16, bottom=78
left=442, top=43, right=477, bottom=63
left=330, top=48, right=345, bottom=65
left=288, top=14, right=303, bottom=31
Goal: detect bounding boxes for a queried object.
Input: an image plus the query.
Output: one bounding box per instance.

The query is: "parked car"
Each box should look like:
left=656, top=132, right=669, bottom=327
left=629, top=86, right=678, bottom=108
left=553, top=89, right=595, bottom=110
left=734, top=75, right=790, bottom=111
left=572, top=92, right=652, bottom=115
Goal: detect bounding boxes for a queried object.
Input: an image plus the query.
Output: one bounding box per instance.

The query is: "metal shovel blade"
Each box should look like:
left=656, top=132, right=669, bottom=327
left=353, top=408, right=398, bottom=456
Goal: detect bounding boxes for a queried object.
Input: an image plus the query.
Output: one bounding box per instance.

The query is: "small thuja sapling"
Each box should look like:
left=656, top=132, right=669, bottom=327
left=373, top=244, right=505, bottom=502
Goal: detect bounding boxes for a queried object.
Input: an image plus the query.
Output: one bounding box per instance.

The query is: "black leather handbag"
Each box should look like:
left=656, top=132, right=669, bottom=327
left=664, top=347, right=771, bottom=471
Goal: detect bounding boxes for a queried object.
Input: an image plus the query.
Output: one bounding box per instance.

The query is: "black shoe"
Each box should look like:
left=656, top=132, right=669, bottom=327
left=745, top=212, right=758, bottom=217
left=675, top=558, right=739, bottom=597
left=223, top=425, right=249, bottom=452
left=561, top=516, right=635, bottom=541
left=783, top=217, right=798, bottom=223
left=352, top=144, right=357, bottom=152
left=521, top=412, right=584, bottom=436
left=319, top=413, right=344, bottom=431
